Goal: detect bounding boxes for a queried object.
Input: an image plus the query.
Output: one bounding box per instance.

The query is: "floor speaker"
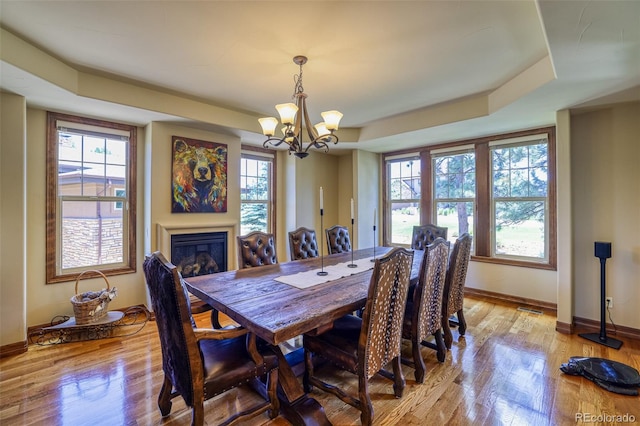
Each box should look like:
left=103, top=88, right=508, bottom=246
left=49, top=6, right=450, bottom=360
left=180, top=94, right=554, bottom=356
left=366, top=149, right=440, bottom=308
left=579, top=241, right=622, bottom=349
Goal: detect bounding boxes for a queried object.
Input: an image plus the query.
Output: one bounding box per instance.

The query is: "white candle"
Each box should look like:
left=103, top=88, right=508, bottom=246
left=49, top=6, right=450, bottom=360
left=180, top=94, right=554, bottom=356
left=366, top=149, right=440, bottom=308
left=319, top=187, right=324, bottom=210
left=350, top=198, right=354, bottom=219
left=373, top=208, right=376, bottom=225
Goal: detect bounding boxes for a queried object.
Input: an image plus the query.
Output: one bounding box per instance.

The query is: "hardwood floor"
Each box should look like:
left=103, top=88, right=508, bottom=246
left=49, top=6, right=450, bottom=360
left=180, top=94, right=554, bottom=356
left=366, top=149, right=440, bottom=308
left=1, top=296, right=638, bottom=425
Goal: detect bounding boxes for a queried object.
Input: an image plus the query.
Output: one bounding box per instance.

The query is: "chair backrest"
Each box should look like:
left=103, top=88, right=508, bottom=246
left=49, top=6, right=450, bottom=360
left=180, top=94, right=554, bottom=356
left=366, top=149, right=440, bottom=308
left=143, top=251, right=200, bottom=407
left=412, top=238, right=449, bottom=341
left=359, top=247, right=414, bottom=379
left=443, top=233, right=472, bottom=315
left=411, top=224, right=448, bottom=250
left=288, top=227, right=319, bottom=260
left=237, top=231, right=278, bottom=269
left=325, top=225, right=351, bottom=254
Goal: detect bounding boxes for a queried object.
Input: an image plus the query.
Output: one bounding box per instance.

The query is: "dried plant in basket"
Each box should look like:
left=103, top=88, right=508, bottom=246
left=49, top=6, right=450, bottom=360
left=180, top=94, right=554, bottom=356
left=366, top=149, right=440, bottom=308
left=70, top=270, right=118, bottom=325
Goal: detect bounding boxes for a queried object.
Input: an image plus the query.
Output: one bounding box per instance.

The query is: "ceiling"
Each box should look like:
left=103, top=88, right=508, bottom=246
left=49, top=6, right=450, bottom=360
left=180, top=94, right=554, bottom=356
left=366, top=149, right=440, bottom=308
left=1, top=1, right=639, bottom=154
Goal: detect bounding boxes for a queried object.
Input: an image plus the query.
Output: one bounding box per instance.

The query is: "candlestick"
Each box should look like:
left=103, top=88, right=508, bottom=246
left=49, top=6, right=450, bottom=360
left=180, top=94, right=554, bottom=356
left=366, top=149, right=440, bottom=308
left=318, top=206, right=328, bottom=276
left=371, top=210, right=377, bottom=262
left=348, top=217, right=357, bottom=268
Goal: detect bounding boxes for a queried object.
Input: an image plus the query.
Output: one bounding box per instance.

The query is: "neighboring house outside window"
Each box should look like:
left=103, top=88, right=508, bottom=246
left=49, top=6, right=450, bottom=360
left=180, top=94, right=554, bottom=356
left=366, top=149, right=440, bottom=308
left=383, top=127, right=556, bottom=270
left=240, top=147, right=275, bottom=236
left=46, top=112, right=137, bottom=283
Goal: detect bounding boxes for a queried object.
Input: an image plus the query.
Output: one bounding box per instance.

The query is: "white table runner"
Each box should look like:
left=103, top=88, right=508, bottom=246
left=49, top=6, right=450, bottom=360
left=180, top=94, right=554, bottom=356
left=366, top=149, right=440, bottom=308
left=275, top=256, right=375, bottom=289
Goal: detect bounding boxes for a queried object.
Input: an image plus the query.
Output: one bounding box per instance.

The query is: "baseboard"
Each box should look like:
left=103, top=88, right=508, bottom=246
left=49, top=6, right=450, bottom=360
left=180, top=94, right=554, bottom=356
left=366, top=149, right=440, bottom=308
left=0, top=340, right=28, bottom=359
left=555, top=321, right=573, bottom=335
left=464, top=287, right=557, bottom=313
left=573, top=316, right=640, bottom=341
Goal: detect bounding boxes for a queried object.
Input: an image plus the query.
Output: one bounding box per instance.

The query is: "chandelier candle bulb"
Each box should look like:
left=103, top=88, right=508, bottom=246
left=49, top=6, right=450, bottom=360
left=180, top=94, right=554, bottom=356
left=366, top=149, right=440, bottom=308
left=320, top=187, right=324, bottom=210
left=351, top=198, right=354, bottom=219
left=373, top=208, right=376, bottom=226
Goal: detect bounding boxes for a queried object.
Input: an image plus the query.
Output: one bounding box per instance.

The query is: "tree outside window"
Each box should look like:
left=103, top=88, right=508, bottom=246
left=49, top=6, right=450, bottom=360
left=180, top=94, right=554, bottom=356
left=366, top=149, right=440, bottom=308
left=240, top=153, right=273, bottom=235
left=433, top=151, right=475, bottom=248
left=491, top=141, right=548, bottom=261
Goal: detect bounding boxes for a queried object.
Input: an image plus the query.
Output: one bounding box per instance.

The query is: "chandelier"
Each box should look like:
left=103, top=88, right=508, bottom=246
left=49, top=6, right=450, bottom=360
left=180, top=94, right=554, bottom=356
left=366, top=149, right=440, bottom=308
left=259, top=56, right=343, bottom=159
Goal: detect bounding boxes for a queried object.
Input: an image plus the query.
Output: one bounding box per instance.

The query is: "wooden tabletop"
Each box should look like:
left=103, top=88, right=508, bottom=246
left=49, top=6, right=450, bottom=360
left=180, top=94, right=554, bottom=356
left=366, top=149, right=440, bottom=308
left=185, top=247, right=424, bottom=345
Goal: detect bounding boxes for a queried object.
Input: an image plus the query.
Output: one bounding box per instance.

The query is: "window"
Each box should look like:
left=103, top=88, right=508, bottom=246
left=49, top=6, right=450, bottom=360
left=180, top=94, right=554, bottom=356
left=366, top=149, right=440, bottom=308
left=383, top=127, right=556, bottom=269
left=240, top=148, right=275, bottom=235
left=491, top=139, right=549, bottom=261
left=46, top=112, right=137, bottom=283
left=386, top=156, right=421, bottom=245
left=432, top=149, right=475, bottom=249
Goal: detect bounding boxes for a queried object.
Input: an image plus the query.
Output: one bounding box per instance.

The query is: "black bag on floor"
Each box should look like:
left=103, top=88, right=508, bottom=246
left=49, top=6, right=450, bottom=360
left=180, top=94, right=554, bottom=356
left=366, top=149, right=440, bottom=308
left=560, top=356, right=640, bottom=396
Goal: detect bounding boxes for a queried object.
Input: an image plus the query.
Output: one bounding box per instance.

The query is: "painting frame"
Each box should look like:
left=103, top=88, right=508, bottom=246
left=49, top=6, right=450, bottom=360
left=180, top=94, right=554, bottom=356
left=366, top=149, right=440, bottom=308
left=171, top=136, right=228, bottom=213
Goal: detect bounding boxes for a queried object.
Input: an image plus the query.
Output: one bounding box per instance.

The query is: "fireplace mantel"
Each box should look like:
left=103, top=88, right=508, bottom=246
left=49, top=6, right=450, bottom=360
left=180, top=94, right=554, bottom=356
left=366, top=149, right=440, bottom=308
left=156, top=222, right=238, bottom=271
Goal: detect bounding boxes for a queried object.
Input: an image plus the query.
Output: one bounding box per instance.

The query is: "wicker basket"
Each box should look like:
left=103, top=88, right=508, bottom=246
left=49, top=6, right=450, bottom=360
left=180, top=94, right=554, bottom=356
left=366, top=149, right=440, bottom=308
left=70, top=270, right=117, bottom=325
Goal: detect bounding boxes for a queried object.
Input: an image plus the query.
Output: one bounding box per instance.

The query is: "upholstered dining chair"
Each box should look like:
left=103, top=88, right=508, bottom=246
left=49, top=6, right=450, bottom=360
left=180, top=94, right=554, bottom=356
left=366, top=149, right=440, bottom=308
left=302, top=247, right=414, bottom=426
left=325, top=224, right=352, bottom=254
left=288, top=227, right=319, bottom=260
left=143, top=251, right=279, bottom=426
left=442, top=233, right=472, bottom=349
left=237, top=231, right=278, bottom=269
left=401, top=237, right=449, bottom=383
left=411, top=224, right=448, bottom=250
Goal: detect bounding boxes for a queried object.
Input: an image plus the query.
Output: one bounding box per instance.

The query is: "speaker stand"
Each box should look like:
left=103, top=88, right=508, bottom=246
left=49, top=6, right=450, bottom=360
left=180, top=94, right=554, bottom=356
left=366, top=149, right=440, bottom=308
left=578, top=256, right=622, bottom=349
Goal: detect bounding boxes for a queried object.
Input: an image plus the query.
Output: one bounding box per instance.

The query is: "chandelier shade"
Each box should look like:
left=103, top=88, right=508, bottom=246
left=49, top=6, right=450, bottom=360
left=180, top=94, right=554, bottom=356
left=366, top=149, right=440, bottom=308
left=259, top=56, right=343, bottom=159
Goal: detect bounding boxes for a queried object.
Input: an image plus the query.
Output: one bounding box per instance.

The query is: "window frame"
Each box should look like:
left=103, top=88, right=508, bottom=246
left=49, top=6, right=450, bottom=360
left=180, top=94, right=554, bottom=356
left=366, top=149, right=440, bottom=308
left=383, top=126, right=556, bottom=270
left=240, top=146, right=276, bottom=236
left=384, top=154, right=421, bottom=247
left=46, top=112, right=137, bottom=284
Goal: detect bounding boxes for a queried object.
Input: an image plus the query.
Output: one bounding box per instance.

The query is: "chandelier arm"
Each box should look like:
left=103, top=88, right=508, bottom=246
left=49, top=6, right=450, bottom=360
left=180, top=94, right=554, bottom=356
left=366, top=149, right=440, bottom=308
left=263, top=136, right=286, bottom=149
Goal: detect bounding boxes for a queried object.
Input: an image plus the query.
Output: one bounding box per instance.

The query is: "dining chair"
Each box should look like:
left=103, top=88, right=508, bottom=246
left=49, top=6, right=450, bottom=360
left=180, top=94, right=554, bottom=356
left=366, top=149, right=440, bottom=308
left=442, top=233, right=472, bottom=349
left=237, top=231, right=278, bottom=269
left=302, top=247, right=414, bottom=426
left=325, top=224, right=352, bottom=254
left=288, top=226, right=319, bottom=260
left=410, top=224, right=448, bottom=250
left=401, top=237, right=449, bottom=383
left=143, top=251, right=279, bottom=426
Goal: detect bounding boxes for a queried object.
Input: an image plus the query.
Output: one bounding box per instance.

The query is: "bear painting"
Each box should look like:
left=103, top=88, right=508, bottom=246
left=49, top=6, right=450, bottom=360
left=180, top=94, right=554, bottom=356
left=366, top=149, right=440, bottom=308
left=171, top=136, right=228, bottom=213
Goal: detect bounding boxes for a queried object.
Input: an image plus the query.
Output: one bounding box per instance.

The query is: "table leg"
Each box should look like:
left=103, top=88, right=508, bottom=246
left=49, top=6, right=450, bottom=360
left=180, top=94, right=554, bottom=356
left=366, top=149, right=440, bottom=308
left=273, top=346, right=332, bottom=426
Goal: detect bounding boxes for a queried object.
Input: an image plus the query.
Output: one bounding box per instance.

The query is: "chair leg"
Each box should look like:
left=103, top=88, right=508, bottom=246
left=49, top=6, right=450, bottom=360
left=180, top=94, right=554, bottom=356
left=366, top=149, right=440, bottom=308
left=267, top=368, right=280, bottom=419
left=303, top=349, right=314, bottom=393
left=191, top=399, right=204, bottom=426
left=158, top=375, right=173, bottom=416
left=412, top=337, right=426, bottom=383
left=391, top=356, right=405, bottom=398
left=457, top=309, right=467, bottom=336
left=434, top=330, right=446, bottom=362
left=442, top=313, right=453, bottom=349
left=359, top=376, right=374, bottom=426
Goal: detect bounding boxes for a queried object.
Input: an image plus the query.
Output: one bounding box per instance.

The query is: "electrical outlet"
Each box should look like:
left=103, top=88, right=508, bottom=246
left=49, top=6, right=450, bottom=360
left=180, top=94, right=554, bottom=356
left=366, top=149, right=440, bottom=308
left=606, top=297, right=613, bottom=309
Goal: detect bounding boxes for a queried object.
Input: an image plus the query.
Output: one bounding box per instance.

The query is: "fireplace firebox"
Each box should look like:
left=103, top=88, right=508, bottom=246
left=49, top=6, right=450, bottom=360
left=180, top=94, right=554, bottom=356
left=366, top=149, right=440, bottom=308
left=171, top=232, right=227, bottom=277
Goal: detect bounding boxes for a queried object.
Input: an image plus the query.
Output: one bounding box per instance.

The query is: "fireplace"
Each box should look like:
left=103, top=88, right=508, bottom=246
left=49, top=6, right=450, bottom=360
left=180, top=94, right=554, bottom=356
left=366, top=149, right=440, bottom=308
left=171, top=232, right=228, bottom=277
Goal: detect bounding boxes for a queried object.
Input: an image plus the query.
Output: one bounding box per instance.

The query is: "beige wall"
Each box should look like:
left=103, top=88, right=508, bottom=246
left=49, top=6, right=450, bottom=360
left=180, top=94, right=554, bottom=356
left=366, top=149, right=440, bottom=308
left=571, top=102, right=640, bottom=329
left=6, top=108, right=149, bottom=327
left=2, top=94, right=638, bottom=348
left=0, top=92, right=27, bottom=345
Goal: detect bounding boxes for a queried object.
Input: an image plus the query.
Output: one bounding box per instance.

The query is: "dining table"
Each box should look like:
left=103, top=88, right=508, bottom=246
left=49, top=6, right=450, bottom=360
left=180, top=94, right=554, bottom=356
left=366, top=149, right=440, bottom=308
left=185, top=246, right=424, bottom=426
